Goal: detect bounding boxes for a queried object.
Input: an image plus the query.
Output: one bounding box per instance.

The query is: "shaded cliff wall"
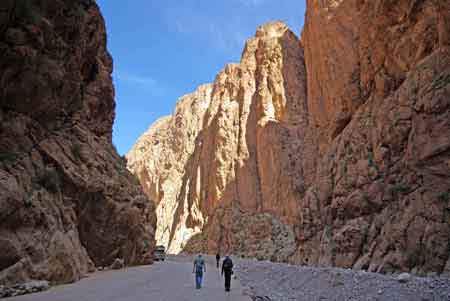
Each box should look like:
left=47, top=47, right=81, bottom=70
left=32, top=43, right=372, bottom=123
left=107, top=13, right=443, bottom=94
left=0, top=0, right=156, bottom=285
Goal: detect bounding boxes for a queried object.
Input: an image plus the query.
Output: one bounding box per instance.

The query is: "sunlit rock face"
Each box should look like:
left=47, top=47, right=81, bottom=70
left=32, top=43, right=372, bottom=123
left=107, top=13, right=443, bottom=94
left=296, top=0, right=450, bottom=275
left=303, top=0, right=449, bottom=153
left=128, top=21, right=307, bottom=255
left=130, top=0, right=450, bottom=276
left=127, top=84, right=213, bottom=253
left=0, top=0, right=156, bottom=285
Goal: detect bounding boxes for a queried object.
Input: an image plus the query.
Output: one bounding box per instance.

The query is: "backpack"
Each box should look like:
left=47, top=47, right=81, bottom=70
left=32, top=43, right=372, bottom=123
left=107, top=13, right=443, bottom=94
left=223, top=258, right=233, bottom=270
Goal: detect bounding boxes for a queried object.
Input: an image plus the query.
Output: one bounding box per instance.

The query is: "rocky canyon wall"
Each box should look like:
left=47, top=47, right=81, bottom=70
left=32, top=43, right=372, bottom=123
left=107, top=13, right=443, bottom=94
left=0, top=0, right=156, bottom=285
left=128, top=0, right=450, bottom=276
left=295, top=0, right=450, bottom=275
left=127, top=84, right=213, bottom=253
left=128, top=22, right=307, bottom=259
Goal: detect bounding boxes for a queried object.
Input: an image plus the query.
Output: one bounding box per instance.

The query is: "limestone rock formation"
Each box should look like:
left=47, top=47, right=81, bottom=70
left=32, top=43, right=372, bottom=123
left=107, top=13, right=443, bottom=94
left=183, top=205, right=296, bottom=262
left=0, top=0, right=156, bottom=285
left=129, top=0, right=450, bottom=276
left=128, top=21, right=307, bottom=255
left=127, top=84, right=213, bottom=253
left=303, top=0, right=450, bottom=152
left=295, top=0, right=450, bottom=276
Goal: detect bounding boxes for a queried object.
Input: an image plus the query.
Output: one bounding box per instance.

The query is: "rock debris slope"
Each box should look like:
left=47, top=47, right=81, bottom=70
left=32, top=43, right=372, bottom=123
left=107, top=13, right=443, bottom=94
left=237, top=259, right=450, bottom=300
left=128, top=0, right=450, bottom=276
left=0, top=0, right=156, bottom=285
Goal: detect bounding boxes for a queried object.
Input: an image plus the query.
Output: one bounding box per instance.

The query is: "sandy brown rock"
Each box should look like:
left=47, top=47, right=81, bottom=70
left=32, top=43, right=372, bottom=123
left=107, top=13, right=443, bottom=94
left=128, top=21, right=309, bottom=255
left=0, top=0, right=156, bottom=285
left=127, top=84, right=212, bottom=253
left=303, top=0, right=447, bottom=153
left=292, top=47, right=450, bottom=275
left=129, top=0, right=450, bottom=276
left=291, top=0, right=450, bottom=275
left=183, top=205, right=296, bottom=262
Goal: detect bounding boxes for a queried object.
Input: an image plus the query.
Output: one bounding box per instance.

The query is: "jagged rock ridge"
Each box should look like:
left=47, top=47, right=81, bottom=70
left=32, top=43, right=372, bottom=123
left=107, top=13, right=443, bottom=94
left=128, top=0, right=450, bottom=276
left=0, top=0, right=156, bottom=285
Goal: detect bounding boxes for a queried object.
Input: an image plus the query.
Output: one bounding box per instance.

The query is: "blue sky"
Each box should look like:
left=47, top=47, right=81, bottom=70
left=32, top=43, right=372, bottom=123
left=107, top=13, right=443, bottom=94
left=96, top=0, right=306, bottom=155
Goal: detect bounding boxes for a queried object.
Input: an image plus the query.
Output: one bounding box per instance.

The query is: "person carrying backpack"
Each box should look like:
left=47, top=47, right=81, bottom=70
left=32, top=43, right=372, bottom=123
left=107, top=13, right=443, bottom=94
left=192, top=254, right=206, bottom=289
left=221, top=255, right=233, bottom=292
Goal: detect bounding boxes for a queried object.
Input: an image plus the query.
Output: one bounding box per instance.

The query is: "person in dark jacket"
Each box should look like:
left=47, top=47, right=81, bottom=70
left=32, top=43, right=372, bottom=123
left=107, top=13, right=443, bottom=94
left=216, top=253, right=220, bottom=268
left=221, top=255, right=233, bottom=292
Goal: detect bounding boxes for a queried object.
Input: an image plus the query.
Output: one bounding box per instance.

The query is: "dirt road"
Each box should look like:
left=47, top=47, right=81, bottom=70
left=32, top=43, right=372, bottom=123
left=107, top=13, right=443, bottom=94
left=7, top=256, right=249, bottom=301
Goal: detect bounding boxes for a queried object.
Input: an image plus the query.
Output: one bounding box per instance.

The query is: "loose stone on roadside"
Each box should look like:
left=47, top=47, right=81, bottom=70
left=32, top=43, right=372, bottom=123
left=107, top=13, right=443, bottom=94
left=396, top=273, right=411, bottom=283
left=0, top=280, right=49, bottom=299
left=110, top=258, right=125, bottom=270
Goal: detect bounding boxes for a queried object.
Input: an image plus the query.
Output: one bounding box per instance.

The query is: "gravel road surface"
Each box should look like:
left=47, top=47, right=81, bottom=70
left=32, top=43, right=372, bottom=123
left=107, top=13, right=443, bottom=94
left=6, top=256, right=249, bottom=301
left=237, top=259, right=450, bottom=300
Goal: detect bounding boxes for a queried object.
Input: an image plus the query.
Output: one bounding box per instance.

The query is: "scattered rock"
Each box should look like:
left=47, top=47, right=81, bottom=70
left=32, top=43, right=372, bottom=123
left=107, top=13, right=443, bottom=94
left=110, top=258, right=125, bottom=270
left=427, top=272, right=437, bottom=278
left=0, top=280, right=49, bottom=298
left=397, top=273, right=412, bottom=283
left=237, top=258, right=450, bottom=300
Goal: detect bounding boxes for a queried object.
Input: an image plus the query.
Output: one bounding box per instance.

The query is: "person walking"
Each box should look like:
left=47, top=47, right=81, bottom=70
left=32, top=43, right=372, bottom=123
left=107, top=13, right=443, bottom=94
left=193, top=254, right=206, bottom=289
left=221, top=255, right=233, bottom=292
left=216, top=253, right=220, bottom=268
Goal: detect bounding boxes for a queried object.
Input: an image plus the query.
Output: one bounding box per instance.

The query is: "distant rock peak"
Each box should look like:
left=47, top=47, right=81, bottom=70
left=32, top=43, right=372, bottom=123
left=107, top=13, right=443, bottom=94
left=255, top=21, right=290, bottom=38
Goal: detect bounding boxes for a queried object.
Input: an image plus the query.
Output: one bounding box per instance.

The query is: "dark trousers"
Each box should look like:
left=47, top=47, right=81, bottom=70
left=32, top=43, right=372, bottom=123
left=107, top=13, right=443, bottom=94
left=224, top=271, right=232, bottom=291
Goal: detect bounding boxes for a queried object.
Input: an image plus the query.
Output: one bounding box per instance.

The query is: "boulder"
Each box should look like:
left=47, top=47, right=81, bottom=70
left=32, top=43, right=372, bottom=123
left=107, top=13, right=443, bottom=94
left=110, top=258, right=125, bottom=270
left=396, top=273, right=412, bottom=283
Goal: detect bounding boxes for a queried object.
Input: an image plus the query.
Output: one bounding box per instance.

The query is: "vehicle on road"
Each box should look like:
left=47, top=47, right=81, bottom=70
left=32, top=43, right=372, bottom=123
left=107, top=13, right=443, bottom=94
left=153, top=245, right=166, bottom=261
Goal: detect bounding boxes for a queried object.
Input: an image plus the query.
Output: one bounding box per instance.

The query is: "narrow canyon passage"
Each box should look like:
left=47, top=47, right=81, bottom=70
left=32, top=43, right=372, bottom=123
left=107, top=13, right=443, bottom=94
left=1, top=0, right=450, bottom=299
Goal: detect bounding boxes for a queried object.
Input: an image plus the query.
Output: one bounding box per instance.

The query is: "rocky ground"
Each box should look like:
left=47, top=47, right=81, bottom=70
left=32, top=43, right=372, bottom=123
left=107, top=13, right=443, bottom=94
left=236, top=259, right=450, bottom=300
left=3, top=255, right=450, bottom=300
left=0, top=281, right=49, bottom=299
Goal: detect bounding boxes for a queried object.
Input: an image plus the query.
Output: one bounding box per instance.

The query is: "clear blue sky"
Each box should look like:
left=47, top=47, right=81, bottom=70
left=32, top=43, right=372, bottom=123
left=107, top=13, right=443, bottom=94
left=96, top=0, right=306, bottom=155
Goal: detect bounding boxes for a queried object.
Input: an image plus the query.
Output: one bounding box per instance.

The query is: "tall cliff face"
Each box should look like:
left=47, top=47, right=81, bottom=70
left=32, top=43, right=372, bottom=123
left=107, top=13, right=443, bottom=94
left=296, top=0, right=450, bottom=275
left=0, top=0, right=156, bottom=285
left=129, top=22, right=305, bottom=257
left=128, top=84, right=213, bottom=253
left=303, top=0, right=449, bottom=152
left=129, top=0, right=450, bottom=276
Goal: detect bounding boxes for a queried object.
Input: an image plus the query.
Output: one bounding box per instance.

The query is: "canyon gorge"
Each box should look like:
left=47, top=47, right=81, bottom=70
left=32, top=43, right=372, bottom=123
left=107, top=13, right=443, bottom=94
left=0, top=0, right=156, bottom=285
left=128, top=0, right=450, bottom=277
left=1, top=0, right=450, bottom=290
